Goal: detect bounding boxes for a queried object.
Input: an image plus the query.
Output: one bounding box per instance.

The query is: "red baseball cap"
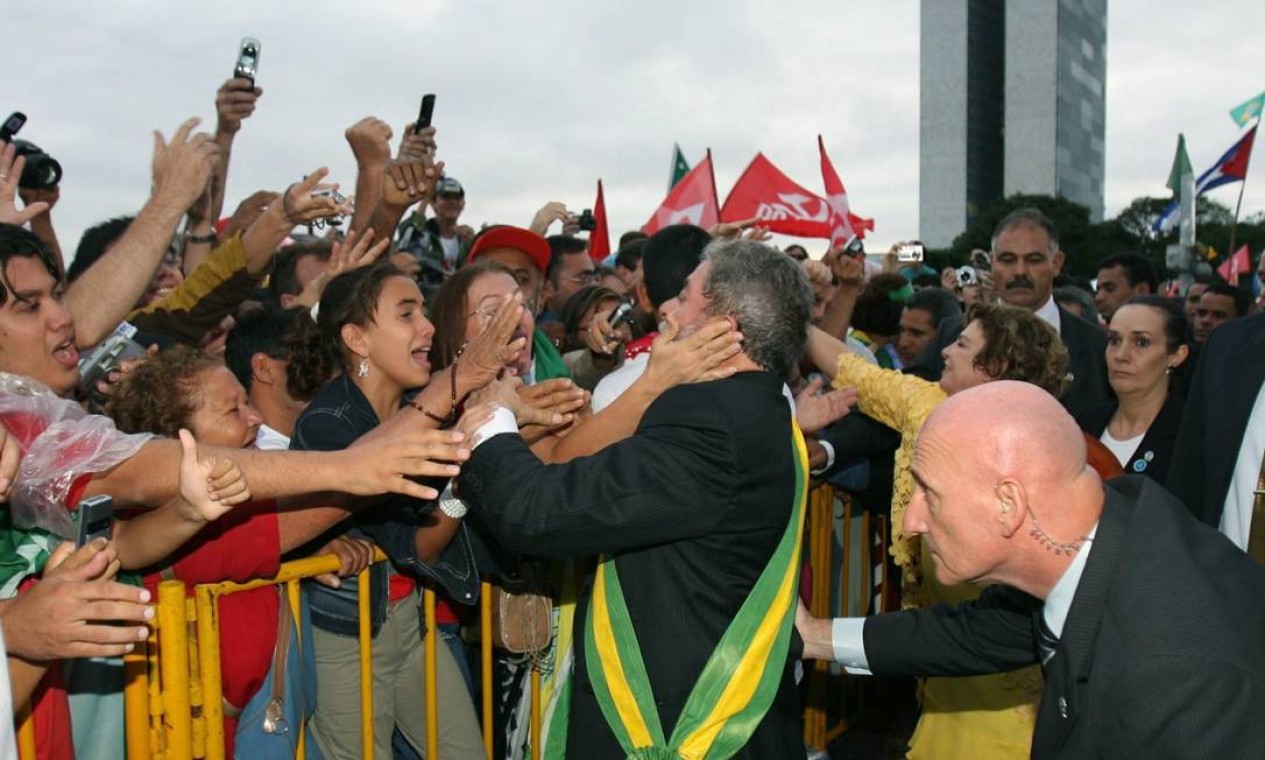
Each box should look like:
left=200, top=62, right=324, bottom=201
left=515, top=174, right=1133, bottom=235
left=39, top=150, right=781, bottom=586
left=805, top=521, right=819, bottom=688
left=467, top=226, right=551, bottom=274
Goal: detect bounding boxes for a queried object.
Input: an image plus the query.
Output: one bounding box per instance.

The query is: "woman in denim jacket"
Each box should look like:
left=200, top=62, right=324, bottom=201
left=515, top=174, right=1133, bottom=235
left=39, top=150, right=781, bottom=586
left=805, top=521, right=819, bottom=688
left=287, top=261, right=530, bottom=760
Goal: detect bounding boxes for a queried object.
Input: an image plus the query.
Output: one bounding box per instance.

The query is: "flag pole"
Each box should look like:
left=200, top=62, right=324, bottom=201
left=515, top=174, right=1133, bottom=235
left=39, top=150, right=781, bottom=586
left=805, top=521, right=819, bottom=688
left=1228, top=115, right=1261, bottom=256
left=705, top=148, right=720, bottom=214
left=1228, top=178, right=1247, bottom=256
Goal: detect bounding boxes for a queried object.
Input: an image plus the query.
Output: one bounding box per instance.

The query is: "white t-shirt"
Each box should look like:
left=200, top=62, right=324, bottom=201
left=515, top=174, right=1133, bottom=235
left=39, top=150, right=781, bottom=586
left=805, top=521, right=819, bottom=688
left=1100, top=429, right=1144, bottom=469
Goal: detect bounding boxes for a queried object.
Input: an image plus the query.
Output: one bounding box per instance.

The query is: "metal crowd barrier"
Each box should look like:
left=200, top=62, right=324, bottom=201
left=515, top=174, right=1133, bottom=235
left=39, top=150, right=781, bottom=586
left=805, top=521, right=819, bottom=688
left=801, top=483, right=892, bottom=752
left=87, top=550, right=541, bottom=760
left=16, top=484, right=869, bottom=760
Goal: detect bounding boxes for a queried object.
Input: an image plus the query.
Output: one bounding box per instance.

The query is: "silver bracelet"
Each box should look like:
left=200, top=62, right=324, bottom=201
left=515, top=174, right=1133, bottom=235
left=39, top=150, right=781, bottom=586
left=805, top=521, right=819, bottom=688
left=439, top=498, right=468, bottom=520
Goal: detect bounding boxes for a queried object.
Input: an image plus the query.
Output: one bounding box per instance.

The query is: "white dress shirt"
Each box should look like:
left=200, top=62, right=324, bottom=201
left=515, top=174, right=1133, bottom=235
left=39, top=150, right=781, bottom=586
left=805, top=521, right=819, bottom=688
left=829, top=522, right=1098, bottom=670
left=1219, top=379, right=1265, bottom=551
left=1034, top=295, right=1063, bottom=334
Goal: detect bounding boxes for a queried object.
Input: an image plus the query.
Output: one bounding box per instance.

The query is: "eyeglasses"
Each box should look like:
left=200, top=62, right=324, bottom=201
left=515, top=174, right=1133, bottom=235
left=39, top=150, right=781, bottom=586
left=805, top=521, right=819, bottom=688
left=563, top=271, right=602, bottom=286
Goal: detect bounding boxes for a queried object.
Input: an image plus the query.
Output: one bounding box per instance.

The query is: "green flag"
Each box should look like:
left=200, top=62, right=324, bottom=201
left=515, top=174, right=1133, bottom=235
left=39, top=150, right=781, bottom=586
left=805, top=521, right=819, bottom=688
left=669, top=143, right=691, bottom=190
left=1229, top=90, right=1265, bottom=127
left=1166, top=133, right=1193, bottom=194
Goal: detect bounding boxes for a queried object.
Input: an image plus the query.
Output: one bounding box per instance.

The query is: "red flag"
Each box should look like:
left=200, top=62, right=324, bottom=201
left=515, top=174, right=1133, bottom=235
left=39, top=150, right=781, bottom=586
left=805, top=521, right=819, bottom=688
left=589, top=180, right=611, bottom=261
left=1217, top=244, right=1252, bottom=285
left=721, top=154, right=834, bottom=237
left=720, top=150, right=874, bottom=241
left=643, top=149, right=720, bottom=234
left=819, top=135, right=874, bottom=247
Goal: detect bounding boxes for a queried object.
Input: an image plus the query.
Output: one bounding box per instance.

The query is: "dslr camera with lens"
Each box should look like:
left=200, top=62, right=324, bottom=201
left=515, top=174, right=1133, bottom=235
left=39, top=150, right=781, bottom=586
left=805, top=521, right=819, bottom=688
left=576, top=208, right=597, bottom=232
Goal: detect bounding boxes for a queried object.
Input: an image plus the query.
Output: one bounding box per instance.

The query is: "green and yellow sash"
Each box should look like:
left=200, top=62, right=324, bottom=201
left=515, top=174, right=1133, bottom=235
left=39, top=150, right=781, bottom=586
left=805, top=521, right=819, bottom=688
left=583, top=423, right=809, bottom=760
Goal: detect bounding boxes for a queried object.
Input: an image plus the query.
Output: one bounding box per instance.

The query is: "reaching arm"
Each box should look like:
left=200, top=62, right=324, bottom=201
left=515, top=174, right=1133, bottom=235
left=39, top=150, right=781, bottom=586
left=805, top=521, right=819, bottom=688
left=815, top=247, right=865, bottom=339
left=110, top=430, right=251, bottom=569
left=540, top=315, right=742, bottom=462
left=82, top=420, right=468, bottom=509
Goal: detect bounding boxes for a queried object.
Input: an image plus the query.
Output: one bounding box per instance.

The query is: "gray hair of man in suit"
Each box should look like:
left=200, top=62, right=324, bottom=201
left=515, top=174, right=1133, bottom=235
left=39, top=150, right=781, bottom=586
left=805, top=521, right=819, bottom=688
left=700, top=238, right=814, bottom=378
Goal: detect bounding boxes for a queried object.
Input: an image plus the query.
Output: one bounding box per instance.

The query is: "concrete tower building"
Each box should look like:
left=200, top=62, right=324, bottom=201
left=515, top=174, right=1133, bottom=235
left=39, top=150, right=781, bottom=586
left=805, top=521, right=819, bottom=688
left=920, top=0, right=1107, bottom=248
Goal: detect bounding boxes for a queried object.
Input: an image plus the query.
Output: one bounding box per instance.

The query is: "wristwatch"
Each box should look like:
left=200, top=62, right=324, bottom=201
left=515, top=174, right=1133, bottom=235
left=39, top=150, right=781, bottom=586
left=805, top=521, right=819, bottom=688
left=439, top=498, right=468, bottom=519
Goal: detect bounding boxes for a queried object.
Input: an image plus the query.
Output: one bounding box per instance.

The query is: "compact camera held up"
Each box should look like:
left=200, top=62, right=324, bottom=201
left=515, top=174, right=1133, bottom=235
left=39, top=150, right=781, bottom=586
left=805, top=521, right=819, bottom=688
left=0, top=112, right=62, bottom=190
left=576, top=208, right=598, bottom=232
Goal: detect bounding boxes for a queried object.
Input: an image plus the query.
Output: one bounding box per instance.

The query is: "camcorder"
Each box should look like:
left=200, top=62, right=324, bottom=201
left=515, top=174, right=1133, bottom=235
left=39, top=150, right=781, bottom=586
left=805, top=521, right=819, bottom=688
left=576, top=209, right=597, bottom=232
left=0, top=112, right=63, bottom=190
left=77, top=323, right=148, bottom=405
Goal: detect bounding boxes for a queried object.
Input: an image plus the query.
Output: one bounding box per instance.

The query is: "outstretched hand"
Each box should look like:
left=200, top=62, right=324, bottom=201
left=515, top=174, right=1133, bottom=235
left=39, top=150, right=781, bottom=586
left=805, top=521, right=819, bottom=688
left=344, top=425, right=470, bottom=501
left=794, top=378, right=858, bottom=434
left=177, top=429, right=250, bottom=522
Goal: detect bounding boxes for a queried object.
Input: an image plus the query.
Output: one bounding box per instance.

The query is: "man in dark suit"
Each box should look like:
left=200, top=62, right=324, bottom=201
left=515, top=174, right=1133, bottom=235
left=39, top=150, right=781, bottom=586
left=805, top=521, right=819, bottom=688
left=457, top=240, right=813, bottom=759
left=1167, top=310, right=1265, bottom=546
left=912, top=208, right=1109, bottom=419
left=798, top=381, right=1265, bottom=758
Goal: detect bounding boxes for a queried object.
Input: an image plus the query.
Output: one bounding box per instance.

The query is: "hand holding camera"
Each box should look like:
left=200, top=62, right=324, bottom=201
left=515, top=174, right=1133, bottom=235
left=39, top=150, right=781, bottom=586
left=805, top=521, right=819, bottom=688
left=0, top=141, right=50, bottom=227
left=529, top=201, right=570, bottom=236
left=276, top=167, right=352, bottom=225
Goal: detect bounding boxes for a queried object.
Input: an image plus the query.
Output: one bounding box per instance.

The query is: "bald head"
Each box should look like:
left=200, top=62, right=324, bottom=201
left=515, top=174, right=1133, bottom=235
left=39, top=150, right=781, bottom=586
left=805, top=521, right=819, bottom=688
left=908, top=381, right=1103, bottom=597
left=923, top=381, right=1086, bottom=487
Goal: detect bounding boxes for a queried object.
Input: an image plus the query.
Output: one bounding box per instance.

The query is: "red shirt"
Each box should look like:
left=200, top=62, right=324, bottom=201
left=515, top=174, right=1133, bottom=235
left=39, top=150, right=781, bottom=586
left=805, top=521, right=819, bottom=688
left=141, top=499, right=281, bottom=756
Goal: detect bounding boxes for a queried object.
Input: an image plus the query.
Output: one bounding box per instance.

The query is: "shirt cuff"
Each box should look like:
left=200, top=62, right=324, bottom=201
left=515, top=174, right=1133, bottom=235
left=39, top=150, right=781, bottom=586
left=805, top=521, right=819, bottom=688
left=810, top=439, right=836, bottom=476
left=471, top=406, right=518, bottom=449
left=831, top=617, right=872, bottom=675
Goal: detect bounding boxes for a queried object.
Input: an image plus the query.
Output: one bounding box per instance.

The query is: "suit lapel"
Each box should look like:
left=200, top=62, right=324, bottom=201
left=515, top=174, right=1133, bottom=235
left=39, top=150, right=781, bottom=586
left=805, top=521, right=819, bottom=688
left=1031, top=485, right=1130, bottom=758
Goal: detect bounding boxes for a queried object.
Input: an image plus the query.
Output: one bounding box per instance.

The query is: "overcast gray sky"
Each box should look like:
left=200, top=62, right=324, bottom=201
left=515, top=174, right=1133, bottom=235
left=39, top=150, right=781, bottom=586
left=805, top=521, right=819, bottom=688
left=8, top=0, right=1265, bottom=261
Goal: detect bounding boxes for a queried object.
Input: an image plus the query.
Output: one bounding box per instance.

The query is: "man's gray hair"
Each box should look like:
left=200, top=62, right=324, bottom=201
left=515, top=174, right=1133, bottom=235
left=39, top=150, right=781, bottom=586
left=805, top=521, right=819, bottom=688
left=701, top=238, right=813, bottom=377
left=990, top=207, right=1060, bottom=253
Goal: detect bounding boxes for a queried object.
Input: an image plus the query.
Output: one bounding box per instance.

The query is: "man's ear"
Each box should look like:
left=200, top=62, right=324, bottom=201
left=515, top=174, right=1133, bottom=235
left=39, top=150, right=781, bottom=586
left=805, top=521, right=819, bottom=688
left=540, top=278, right=556, bottom=312
left=994, top=480, right=1027, bottom=538
left=1052, top=250, right=1066, bottom=276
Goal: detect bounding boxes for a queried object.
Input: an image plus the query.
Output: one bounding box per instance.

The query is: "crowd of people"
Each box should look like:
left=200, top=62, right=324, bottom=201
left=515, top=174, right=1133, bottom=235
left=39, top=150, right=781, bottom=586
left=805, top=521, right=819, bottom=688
left=0, top=68, right=1264, bottom=760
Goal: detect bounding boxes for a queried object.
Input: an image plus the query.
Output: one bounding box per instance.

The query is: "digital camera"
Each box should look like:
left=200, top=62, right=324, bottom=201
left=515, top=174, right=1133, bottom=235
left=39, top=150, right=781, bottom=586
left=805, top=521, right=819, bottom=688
left=577, top=209, right=597, bottom=232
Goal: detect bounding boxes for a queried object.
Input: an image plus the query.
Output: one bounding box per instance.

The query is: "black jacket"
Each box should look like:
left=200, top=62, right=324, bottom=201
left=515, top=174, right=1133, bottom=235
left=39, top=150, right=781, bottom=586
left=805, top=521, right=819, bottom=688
left=1076, top=393, right=1184, bottom=484
left=459, top=372, right=802, bottom=759
left=1167, top=311, right=1265, bottom=526
left=863, top=476, right=1265, bottom=759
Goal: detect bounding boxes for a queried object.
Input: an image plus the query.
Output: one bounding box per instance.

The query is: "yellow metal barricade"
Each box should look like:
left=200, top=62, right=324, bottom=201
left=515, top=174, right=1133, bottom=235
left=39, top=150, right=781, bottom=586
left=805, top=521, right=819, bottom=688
left=126, top=549, right=390, bottom=760
left=123, top=549, right=543, bottom=760
left=800, top=482, right=896, bottom=752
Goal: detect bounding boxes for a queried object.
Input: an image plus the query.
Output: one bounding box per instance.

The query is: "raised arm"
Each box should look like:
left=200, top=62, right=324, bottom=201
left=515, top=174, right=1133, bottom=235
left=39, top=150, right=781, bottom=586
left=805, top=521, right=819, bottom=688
left=182, top=77, right=263, bottom=274
left=67, top=118, right=220, bottom=348
left=815, top=247, right=864, bottom=340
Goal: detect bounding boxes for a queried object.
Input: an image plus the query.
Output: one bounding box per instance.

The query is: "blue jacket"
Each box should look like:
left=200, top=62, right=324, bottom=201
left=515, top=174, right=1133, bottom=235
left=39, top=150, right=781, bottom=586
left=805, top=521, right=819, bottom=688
left=290, top=373, right=480, bottom=637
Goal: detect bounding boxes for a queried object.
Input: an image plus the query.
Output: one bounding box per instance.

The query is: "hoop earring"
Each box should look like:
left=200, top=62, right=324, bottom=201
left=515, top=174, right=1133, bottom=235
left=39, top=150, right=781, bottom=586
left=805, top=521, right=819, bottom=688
left=358, top=358, right=370, bottom=378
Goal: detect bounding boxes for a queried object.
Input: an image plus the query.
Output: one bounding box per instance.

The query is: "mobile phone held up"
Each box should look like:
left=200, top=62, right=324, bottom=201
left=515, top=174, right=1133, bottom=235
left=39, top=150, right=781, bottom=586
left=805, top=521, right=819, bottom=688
left=413, top=94, right=436, bottom=135
left=75, top=494, right=115, bottom=549
left=235, top=37, right=261, bottom=84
